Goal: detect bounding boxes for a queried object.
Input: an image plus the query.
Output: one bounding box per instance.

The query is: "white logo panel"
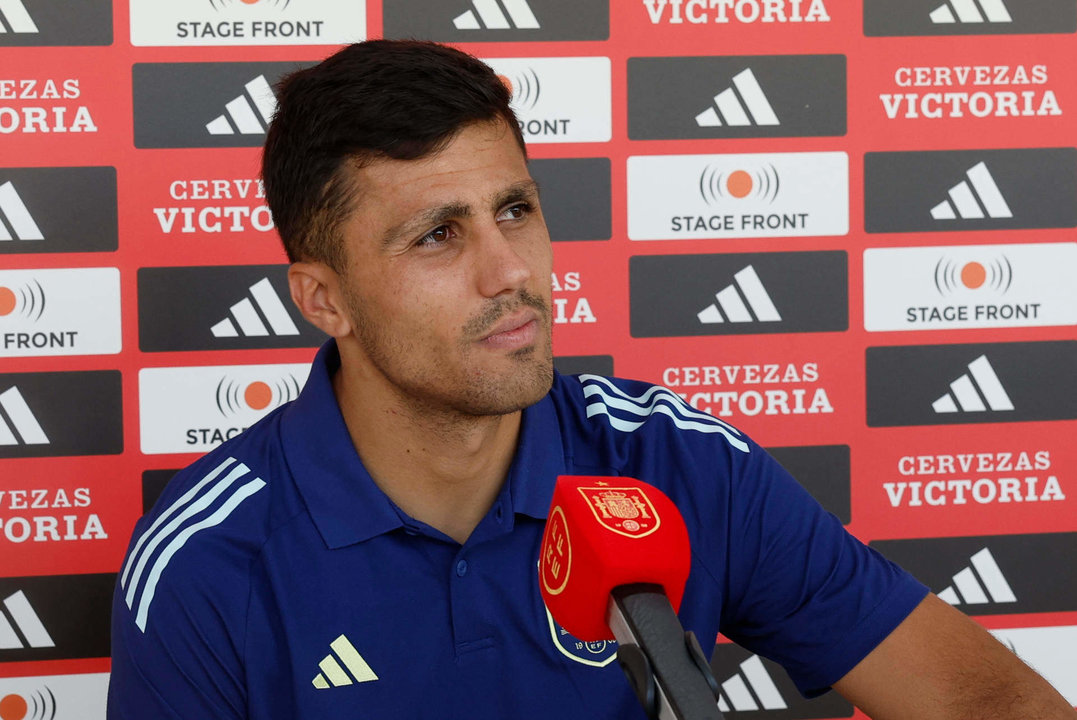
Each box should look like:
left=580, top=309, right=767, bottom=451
left=130, top=0, right=367, bottom=47
left=139, top=362, right=310, bottom=454
left=990, top=625, right=1077, bottom=704
left=0, top=268, right=121, bottom=357
left=628, top=152, right=848, bottom=240
left=0, top=672, right=109, bottom=719
left=864, top=242, right=1077, bottom=331
left=484, top=57, right=611, bottom=144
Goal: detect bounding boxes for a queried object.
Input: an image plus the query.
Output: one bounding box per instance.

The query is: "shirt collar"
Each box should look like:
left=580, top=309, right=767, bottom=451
left=281, top=340, right=566, bottom=548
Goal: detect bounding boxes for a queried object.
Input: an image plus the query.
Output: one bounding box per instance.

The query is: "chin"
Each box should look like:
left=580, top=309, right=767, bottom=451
left=460, top=354, right=554, bottom=416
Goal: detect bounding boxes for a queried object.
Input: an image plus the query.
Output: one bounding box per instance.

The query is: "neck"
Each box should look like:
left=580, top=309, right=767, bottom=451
left=332, top=360, right=521, bottom=545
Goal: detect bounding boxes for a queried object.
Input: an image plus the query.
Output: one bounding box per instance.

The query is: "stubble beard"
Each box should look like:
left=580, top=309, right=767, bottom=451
left=345, top=287, right=554, bottom=420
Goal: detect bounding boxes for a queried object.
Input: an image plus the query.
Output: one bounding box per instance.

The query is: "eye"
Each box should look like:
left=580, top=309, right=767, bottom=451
left=416, top=225, right=454, bottom=247
left=497, top=203, right=531, bottom=223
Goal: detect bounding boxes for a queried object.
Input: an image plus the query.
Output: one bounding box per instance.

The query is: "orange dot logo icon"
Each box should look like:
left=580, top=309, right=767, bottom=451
left=244, top=381, right=273, bottom=411
left=0, top=287, right=16, bottom=317
left=961, top=262, right=986, bottom=289
left=0, top=694, right=27, bottom=720
left=726, top=170, right=753, bottom=199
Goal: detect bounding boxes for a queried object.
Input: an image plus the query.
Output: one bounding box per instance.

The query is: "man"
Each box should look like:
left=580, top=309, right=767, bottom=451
left=109, top=40, right=1075, bottom=719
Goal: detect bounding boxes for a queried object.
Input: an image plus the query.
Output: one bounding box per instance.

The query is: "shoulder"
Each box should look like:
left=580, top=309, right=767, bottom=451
left=547, top=371, right=758, bottom=484
left=117, top=407, right=306, bottom=635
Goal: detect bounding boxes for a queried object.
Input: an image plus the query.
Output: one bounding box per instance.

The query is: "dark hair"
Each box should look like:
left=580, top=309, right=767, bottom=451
left=262, top=40, right=525, bottom=272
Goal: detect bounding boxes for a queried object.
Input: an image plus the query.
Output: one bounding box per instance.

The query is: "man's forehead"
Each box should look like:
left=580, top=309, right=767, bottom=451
left=367, top=132, right=524, bottom=185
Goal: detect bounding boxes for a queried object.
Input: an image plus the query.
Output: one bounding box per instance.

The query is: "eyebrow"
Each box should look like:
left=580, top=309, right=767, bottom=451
left=380, top=179, right=540, bottom=249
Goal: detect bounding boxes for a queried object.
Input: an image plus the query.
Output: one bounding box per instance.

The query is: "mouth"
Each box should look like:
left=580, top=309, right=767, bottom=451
left=478, top=309, right=541, bottom=350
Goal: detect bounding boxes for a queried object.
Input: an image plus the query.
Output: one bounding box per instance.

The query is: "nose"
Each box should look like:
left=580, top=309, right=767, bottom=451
left=473, top=224, right=533, bottom=299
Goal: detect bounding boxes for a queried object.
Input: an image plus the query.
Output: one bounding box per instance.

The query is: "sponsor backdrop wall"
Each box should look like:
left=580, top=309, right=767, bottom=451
left=1, top=0, right=1075, bottom=715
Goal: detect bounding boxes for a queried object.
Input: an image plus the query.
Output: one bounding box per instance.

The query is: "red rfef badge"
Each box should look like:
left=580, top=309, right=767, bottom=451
left=577, top=486, right=661, bottom=538
left=540, top=505, right=572, bottom=596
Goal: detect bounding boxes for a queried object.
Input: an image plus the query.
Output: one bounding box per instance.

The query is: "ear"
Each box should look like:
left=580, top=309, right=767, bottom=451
left=288, top=261, right=353, bottom=338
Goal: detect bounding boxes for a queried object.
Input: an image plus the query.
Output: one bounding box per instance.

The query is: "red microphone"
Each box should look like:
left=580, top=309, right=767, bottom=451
left=539, top=475, right=723, bottom=720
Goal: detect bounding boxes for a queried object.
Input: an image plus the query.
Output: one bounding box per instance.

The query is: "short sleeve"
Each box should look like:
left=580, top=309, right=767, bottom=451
left=106, top=455, right=264, bottom=720
left=719, top=442, right=928, bottom=696
left=107, top=534, right=249, bottom=720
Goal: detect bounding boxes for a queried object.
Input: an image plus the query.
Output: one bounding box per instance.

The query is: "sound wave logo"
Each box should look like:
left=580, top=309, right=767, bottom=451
left=499, top=68, right=541, bottom=111
left=208, top=0, right=291, bottom=9
left=0, top=280, right=45, bottom=322
left=215, top=374, right=301, bottom=418
left=698, top=163, right=780, bottom=206
left=934, top=255, right=1013, bottom=296
left=0, top=687, right=57, bottom=720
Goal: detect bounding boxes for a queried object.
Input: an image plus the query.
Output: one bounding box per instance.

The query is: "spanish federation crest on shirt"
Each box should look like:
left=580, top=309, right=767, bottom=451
left=544, top=607, right=618, bottom=667
left=577, top=486, right=661, bottom=538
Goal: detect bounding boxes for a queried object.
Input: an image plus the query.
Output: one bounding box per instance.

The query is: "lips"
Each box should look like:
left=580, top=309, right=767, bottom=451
left=479, top=309, right=540, bottom=349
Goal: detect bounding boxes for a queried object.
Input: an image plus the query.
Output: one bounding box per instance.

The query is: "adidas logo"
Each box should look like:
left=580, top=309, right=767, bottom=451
left=930, top=162, right=1012, bottom=221
left=0, top=0, right=38, bottom=33
left=0, top=386, right=49, bottom=446
left=0, top=181, right=43, bottom=241
left=211, top=278, right=299, bottom=338
left=695, top=69, right=779, bottom=128
left=930, top=0, right=1011, bottom=24
left=206, top=75, right=277, bottom=136
left=697, top=265, right=781, bottom=324
left=0, top=590, right=55, bottom=649
left=937, top=547, right=1016, bottom=606
left=716, top=654, right=787, bottom=713
left=932, top=355, right=1014, bottom=414
left=453, top=0, right=540, bottom=29
left=312, top=634, right=378, bottom=689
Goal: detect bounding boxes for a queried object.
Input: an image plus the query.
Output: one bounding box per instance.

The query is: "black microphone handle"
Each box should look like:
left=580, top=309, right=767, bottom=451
left=607, top=584, right=724, bottom=720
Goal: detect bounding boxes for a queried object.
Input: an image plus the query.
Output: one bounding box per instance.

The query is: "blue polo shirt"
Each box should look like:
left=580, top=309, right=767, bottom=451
left=109, top=340, right=927, bottom=719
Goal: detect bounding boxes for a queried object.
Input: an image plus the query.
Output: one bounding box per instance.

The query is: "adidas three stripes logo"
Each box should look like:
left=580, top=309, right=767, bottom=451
left=930, top=0, right=1012, bottom=24
left=206, top=75, right=276, bottom=136
left=0, top=0, right=38, bottom=34
left=0, top=182, right=44, bottom=241
left=453, top=0, right=540, bottom=30
left=0, top=591, right=54, bottom=649
left=0, top=386, right=49, bottom=446
left=211, top=278, right=300, bottom=338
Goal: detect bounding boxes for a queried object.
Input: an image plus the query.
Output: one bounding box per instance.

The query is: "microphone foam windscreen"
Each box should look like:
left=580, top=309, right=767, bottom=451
left=539, top=475, right=691, bottom=642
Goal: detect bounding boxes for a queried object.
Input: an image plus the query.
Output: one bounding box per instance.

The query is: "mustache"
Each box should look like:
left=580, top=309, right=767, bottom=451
left=463, top=290, right=550, bottom=339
